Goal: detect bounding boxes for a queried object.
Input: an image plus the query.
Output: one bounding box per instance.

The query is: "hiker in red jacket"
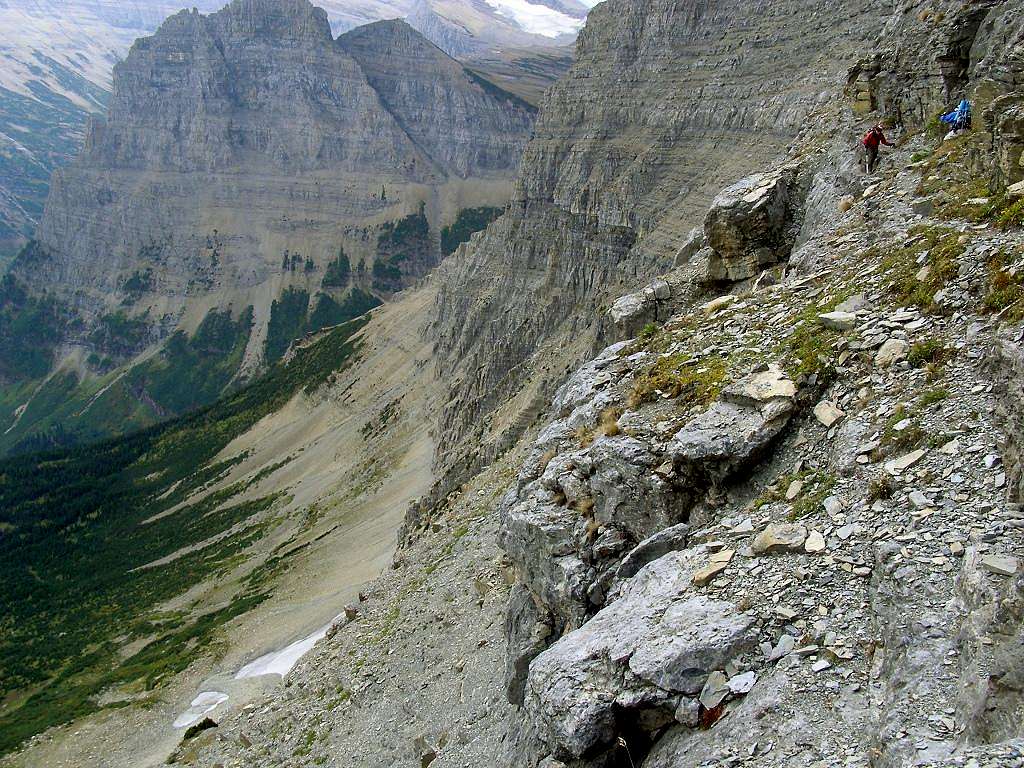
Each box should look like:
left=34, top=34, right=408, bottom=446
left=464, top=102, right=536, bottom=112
left=862, top=124, right=893, bottom=173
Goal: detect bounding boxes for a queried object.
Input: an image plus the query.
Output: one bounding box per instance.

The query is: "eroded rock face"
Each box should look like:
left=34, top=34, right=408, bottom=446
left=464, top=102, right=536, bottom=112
left=851, top=0, right=1024, bottom=127
left=499, top=349, right=800, bottom=710
left=705, top=166, right=803, bottom=282
left=523, top=549, right=758, bottom=760
left=991, top=325, right=1024, bottom=502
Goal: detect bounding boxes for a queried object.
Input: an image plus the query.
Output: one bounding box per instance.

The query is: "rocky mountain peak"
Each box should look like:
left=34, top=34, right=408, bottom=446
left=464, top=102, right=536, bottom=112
left=210, top=0, right=333, bottom=41
left=0, top=2, right=535, bottom=452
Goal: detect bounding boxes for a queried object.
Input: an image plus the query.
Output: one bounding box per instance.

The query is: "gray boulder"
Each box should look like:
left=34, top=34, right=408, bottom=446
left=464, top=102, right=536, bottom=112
left=705, top=166, right=801, bottom=281
left=616, top=523, right=691, bottom=580
left=669, top=396, right=795, bottom=474
left=523, top=548, right=758, bottom=759
left=610, top=280, right=674, bottom=336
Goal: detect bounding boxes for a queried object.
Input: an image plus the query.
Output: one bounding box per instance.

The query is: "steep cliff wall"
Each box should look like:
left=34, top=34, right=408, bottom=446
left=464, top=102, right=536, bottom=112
left=429, top=0, right=890, bottom=493
left=0, top=0, right=533, bottom=452
left=338, top=20, right=537, bottom=179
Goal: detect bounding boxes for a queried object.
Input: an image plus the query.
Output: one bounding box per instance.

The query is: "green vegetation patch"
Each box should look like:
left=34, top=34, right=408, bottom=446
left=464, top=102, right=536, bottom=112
left=0, top=307, right=257, bottom=455
left=322, top=248, right=352, bottom=288
left=88, top=311, right=150, bottom=361
left=441, top=206, right=503, bottom=256
left=0, top=269, right=67, bottom=382
left=309, top=290, right=381, bottom=331
left=774, top=290, right=853, bottom=381
left=879, top=226, right=965, bottom=312
left=907, top=336, right=953, bottom=371
left=913, top=131, right=1024, bottom=229
left=267, top=288, right=381, bottom=364
left=0, top=316, right=370, bottom=755
left=126, top=307, right=254, bottom=415
left=121, top=269, right=154, bottom=300
left=874, top=404, right=928, bottom=457
left=628, top=353, right=727, bottom=409
left=372, top=208, right=431, bottom=293
left=266, top=288, right=311, bottom=364
left=982, top=250, right=1024, bottom=323
left=752, top=469, right=835, bottom=520
left=919, top=387, right=950, bottom=408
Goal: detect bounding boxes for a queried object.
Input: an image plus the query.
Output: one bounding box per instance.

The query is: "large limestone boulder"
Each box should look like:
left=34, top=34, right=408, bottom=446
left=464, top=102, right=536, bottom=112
left=610, top=279, right=673, bottom=336
left=669, top=376, right=796, bottom=474
left=704, top=166, right=801, bottom=281
left=523, top=549, right=758, bottom=760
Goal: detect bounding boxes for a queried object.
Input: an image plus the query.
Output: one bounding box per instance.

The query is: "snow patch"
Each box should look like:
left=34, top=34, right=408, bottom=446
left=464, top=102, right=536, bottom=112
left=482, top=0, right=584, bottom=37
left=172, top=691, right=228, bottom=729
left=234, top=614, right=344, bottom=680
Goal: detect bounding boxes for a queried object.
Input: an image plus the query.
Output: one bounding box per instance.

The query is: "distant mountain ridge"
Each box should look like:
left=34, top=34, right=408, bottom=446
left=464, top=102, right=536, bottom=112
left=0, top=0, right=584, bottom=262
left=0, top=0, right=535, bottom=453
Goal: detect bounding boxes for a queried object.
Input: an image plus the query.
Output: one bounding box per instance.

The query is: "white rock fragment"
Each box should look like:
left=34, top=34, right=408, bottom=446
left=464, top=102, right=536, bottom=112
left=886, top=449, right=927, bottom=474
left=814, top=400, right=845, bottom=428
left=752, top=523, right=807, bottom=554
left=908, top=490, right=932, bottom=509
left=703, top=295, right=737, bottom=315
left=804, top=530, right=827, bottom=553
left=823, top=496, right=844, bottom=516
left=785, top=480, right=804, bottom=501
left=727, top=671, right=756, bottom=695
left=980, top=554, right=1019, bottom=577
left=769, top=634, right=796, bottom=661
left=875, top=338, right=910, bottom=368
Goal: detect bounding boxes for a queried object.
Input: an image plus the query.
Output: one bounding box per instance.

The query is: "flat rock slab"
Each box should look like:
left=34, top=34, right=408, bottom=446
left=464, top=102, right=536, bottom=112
left=524, top=549, right=756, bottom=758
left=980, top=554, right=1019, bottom=576
left=752, top=523, right=808, bottom=554
left=818, top=311, right=857, bottom=331
left=721, top=364, right=796, bottom=404
left=886, top=448, right=927, bottom=474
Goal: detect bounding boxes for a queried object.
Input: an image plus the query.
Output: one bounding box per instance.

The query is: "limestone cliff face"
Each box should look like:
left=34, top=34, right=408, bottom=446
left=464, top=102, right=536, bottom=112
left=850, top=0, right=1024, bottom=127
left=429, top=0, right=889, bottom=490
left=848, top=0, right=1024, bottom=191
left=338, top=20, right=536, bottom=179
left=4, top=0, right=533, bottom=449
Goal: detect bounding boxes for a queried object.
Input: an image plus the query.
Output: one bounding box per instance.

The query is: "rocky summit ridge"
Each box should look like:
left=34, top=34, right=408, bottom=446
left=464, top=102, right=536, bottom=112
left=4, top=0, right=1024, bottom=766
left=0, top=0, right=534, bottom=453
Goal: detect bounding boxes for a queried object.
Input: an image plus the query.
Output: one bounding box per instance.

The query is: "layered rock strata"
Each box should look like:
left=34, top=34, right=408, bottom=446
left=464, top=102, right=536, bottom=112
left=3, top=0, right=534, bottom=447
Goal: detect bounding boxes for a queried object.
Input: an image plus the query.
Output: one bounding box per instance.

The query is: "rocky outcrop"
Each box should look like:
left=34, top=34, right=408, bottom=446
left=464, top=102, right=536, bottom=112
left=705, top=166, right=806, bottom=282
left=991, top=324, right=1024, bottom=502
left=609, top=279, right=671, bottom=336
left=499, top=353, right=801, bottom=709
left=523, top=549, right=758, bottom=761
